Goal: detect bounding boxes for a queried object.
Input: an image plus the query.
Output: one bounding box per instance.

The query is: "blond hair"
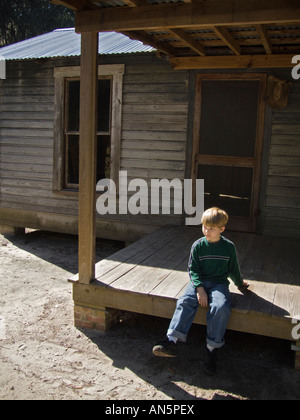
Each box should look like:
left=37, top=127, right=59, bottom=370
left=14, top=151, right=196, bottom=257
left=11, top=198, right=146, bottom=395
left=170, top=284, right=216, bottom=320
left=201, top=207, right=229, bottom=228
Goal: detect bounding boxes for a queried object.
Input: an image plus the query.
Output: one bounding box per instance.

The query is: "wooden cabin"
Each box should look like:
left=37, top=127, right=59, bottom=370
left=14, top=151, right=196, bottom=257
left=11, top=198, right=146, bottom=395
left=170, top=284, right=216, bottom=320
left=1, top=0, right=300, bottom=368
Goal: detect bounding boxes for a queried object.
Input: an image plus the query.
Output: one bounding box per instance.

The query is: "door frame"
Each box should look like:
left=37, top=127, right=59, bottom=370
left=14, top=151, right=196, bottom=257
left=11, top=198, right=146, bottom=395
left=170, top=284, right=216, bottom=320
left=191, top=73, right=267, bottom=232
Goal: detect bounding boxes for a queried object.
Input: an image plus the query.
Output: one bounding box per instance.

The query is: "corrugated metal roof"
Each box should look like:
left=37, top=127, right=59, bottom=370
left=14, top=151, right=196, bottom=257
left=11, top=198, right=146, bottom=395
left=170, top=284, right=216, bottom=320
left=0, top=28, right=156, bottom=60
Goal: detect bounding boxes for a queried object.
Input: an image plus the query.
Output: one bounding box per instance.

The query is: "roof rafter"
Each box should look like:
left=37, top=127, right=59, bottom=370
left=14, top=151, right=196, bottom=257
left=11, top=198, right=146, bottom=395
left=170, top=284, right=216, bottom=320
left=256, top=24, right=273, bottom=54
left=122, top=0, right=149, bottom=6
left=122, top=31, right=177, bottom=56
left=212, top=26, right=241, bottom=55
left=51, top=0, right=100, bottom=11
left=168, top=28, right=206, bottom=56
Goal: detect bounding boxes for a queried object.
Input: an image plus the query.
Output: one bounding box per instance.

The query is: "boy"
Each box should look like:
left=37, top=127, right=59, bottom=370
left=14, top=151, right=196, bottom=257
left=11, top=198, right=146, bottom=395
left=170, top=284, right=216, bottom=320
left=152, top=207, right=249, bottom=375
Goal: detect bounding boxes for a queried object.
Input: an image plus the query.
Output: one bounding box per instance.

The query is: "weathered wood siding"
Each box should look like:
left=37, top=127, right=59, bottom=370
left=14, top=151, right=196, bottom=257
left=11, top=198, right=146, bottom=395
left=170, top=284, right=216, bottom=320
left=0, top=61, right=57, bottom=212
left=122, top=63, right=188, bottom=180
left=0, top=57, right=299, bottom=239
left=0, top=56, right=188, bottom=239
left=264, top=72, right=300, bottom=238
left=0, top=60, right=82, bottom=218
left=120, top=61, right=188, bottom=225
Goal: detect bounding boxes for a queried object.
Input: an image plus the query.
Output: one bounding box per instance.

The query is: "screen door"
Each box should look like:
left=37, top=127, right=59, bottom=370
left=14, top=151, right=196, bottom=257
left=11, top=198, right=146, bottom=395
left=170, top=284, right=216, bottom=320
left=192, top=74, right=266, bottom=232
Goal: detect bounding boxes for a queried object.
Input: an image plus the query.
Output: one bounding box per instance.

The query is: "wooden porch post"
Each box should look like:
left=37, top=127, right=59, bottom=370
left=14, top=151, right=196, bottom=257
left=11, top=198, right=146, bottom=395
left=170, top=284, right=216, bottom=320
left=78, top=32, right=98, bottom=284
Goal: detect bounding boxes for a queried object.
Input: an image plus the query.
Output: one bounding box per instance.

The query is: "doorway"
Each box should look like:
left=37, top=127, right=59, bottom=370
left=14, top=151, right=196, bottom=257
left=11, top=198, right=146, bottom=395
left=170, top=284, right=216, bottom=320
left=191, top=74, right=267, bottom=232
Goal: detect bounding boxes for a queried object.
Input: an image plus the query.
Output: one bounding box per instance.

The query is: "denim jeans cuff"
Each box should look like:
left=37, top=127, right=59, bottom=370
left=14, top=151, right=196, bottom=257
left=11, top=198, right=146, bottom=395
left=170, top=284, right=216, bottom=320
left=167, top=329, right=187, bottom=343
left=206, top=337, right=225, bottom=349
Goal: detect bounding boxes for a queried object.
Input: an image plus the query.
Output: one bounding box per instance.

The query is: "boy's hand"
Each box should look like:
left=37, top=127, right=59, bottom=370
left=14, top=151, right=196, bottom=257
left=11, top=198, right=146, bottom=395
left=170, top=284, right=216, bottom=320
left=197, top=287, right=208, bottom=307
left=239, top=281, right=250, bottom=293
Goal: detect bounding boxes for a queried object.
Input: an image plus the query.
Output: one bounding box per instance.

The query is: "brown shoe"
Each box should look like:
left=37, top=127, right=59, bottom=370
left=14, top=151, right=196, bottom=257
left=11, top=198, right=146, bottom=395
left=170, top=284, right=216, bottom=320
left=152, top=339, right=177, bottom=358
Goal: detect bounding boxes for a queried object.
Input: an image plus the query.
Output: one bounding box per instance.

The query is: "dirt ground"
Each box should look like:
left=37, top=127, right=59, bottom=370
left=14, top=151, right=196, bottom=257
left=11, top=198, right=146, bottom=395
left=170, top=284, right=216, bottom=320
left=0, top=229, right=299, bottom=401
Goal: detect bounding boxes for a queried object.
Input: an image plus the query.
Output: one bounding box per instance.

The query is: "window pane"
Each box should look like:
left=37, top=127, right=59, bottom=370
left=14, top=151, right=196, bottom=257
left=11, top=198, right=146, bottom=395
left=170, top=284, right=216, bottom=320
left=97, top=79, right=111, bottom=133
left=67, top=135, right=79, bottom=185
left=66, top=79, right=111, bottom=133
left=97, top=135, right=111, bottom=181
left=67, top=80, right=80, bottom=132
left=66, top=135, right=111, bottom=187
left=197, top=165, right=253, bottom=217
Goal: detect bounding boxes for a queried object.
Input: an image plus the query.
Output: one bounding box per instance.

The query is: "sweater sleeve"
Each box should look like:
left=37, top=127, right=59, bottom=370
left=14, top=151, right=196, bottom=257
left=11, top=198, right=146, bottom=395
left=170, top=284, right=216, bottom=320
left=228, top=246, right=243, bottom=288
left=188, top=243, right=203, bottom=289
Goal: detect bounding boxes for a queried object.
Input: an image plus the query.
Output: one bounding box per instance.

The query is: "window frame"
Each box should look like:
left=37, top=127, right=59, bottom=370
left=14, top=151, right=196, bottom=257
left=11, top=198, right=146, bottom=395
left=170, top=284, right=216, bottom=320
left=53, top=64, right=124, bottom=194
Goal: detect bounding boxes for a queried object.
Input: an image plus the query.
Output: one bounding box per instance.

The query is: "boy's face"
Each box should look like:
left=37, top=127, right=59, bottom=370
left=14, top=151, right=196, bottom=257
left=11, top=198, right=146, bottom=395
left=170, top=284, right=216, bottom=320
left=202, top=225, right=225, bottom=243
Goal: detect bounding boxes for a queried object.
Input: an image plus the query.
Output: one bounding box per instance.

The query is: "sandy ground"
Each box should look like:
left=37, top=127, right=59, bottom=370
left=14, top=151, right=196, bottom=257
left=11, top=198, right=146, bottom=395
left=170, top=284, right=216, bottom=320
left=0, top=229, right=300, bottom=401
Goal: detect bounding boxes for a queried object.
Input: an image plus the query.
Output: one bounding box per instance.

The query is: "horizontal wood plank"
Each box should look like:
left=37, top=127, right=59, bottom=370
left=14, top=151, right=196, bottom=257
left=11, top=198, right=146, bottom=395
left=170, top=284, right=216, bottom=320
left=171, top=54, right=296, bottom=70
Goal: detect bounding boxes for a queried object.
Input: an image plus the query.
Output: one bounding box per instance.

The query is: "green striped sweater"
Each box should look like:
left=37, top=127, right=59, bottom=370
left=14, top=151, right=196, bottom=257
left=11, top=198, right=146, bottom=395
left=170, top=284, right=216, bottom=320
left=188, top=236, right=243, bottom=288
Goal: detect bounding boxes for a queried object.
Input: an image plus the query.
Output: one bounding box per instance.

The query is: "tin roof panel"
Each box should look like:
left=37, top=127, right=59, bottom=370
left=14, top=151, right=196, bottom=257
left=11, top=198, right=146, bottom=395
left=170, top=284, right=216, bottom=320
left=0, top=28, right=155, bottom=60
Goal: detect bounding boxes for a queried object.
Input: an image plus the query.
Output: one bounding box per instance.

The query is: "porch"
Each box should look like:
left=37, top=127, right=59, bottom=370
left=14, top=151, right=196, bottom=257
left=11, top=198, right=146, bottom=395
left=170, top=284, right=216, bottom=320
left=70, top=226, right=300, bottom=369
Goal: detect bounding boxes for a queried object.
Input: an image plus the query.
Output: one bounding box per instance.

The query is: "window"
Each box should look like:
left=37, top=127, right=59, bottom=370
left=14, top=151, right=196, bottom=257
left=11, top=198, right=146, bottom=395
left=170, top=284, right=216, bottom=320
left=53, top=65, right=124, bottom=192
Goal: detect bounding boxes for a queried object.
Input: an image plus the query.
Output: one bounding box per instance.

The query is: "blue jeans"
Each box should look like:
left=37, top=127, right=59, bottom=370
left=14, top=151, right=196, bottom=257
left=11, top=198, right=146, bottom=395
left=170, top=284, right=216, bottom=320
left=167, top=281, right=232, bottom=348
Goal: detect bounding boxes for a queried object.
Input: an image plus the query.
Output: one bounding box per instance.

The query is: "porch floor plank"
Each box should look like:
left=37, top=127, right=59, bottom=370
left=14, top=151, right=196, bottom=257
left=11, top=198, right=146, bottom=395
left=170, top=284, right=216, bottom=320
left=73, top=226, right=300, bottom=342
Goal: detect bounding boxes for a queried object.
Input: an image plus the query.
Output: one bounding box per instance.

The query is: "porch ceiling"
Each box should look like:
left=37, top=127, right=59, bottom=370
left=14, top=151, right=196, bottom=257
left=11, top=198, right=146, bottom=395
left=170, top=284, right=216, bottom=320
left=51, top=0, right=300, bottom=68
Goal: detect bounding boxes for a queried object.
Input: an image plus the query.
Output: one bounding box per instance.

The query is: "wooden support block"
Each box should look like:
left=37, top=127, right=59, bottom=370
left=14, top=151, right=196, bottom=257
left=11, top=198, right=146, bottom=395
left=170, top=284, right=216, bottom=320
left=0, top=225, right=25, bottom=236
left=74, top=303, right=120, bottom=332
left=296, top=353, right=300, bottom=371
left=294, top=340, right=300, bottom=371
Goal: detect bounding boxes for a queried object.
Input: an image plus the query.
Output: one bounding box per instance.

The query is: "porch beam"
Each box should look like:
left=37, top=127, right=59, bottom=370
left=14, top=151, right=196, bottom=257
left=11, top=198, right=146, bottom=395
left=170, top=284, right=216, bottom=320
left=78, top=32, right=98, bottom=284
left=75, top=0, right=300, bottom=33
left=170, top=54, right=296, bottom=70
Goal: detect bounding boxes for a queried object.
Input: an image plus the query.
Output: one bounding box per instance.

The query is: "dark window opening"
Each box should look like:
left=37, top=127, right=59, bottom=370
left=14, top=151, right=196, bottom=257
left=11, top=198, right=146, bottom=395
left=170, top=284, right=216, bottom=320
left=64, top=78, right=111, bottom=188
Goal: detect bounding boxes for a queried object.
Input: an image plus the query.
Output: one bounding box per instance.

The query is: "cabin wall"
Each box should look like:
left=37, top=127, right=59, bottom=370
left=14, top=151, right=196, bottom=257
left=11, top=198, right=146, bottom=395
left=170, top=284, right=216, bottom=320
left=0, top=59, right=79, bottom=233
left=0, top=57, right=299, bottom=239
left=263, top=69, right=300, bottom=238
left=0, top=55, right=189, bottom=241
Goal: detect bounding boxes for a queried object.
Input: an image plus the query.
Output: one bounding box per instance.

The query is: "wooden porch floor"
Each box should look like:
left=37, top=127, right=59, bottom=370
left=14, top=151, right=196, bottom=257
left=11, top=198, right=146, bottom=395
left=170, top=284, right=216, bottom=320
left=72, top=226, right=300, bottom=342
